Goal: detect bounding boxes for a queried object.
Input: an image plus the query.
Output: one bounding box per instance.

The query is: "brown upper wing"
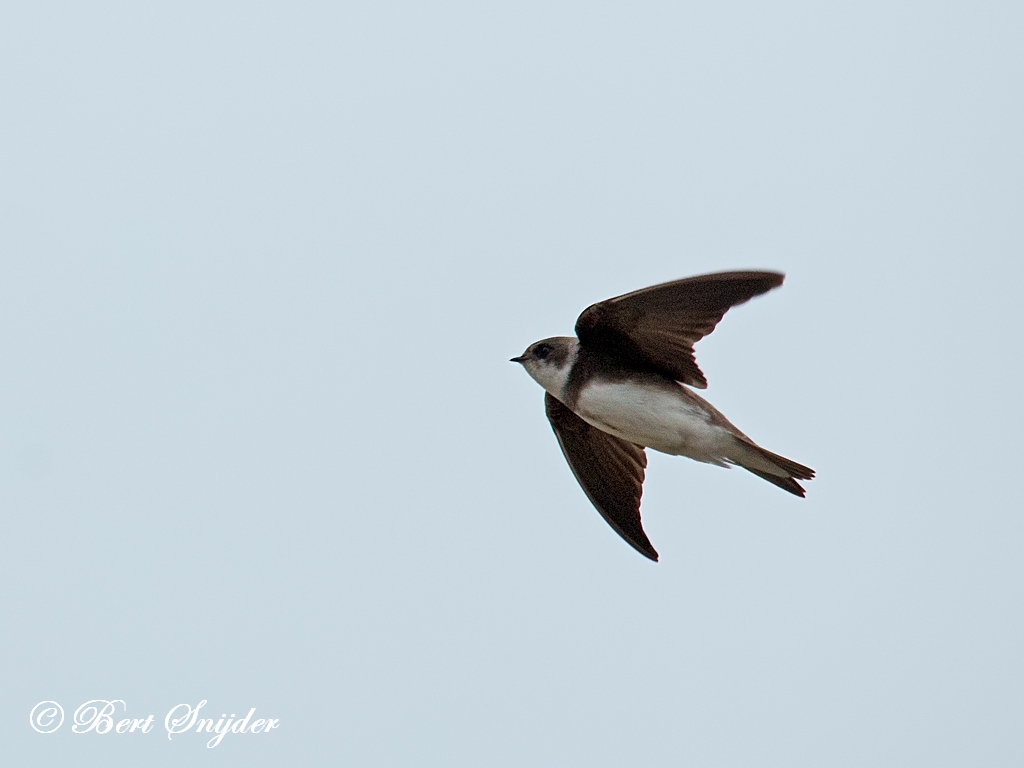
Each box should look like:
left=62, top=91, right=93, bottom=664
left=545, top=393, right=657, bottom=561
left=574, top=270, right=785, bottom=388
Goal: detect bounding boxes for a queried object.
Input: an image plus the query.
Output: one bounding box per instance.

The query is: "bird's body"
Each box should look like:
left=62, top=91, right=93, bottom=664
left=525, top=336, right=737, bottom=464
left=512, top=270, right=814, bottom=561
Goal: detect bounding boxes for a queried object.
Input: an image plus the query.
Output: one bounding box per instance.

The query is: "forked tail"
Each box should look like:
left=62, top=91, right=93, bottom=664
left=731, top=439, right=815, bottom=497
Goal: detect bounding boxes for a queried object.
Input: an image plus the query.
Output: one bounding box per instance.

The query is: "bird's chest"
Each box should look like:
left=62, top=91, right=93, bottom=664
left=571, top=378, right=711, bottom=453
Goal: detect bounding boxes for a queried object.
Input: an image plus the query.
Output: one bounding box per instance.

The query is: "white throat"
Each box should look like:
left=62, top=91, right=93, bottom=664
left=524, top=340, right=578, bottom=399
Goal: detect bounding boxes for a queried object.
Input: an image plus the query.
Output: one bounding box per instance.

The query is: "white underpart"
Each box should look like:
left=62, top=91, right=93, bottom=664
left=523, top=342, right=787, bottom=475
left=574, top=380, right=739, bottom=467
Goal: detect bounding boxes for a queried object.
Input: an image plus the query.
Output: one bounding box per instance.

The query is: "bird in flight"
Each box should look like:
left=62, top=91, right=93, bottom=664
left=511, top=270, right=814, bottom=561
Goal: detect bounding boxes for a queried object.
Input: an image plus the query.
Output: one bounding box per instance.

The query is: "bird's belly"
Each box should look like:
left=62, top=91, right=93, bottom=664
left=573, top=380, right=731, bottom=463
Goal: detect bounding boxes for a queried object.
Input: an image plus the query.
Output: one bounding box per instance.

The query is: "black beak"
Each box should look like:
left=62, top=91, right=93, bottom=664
left=510, top=355, right=526, bottom=363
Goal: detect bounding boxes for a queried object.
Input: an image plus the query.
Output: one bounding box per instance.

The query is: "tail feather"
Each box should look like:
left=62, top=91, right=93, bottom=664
left=744, top=467, right=807, bottom=497
left=752, top=445, right=815, bottom=480
left=731, top=439, right=815, bottom=497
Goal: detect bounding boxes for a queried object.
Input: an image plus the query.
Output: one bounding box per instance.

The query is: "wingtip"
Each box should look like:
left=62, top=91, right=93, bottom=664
left=760, top=270, right=786, bottom=291
left=616, top=532, right=660, bottom=561
left=634, top=541, right=660, bottom=562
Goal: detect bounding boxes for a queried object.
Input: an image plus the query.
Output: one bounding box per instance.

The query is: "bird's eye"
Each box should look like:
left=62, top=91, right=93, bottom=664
left=535, top=343, right=551, bottom=359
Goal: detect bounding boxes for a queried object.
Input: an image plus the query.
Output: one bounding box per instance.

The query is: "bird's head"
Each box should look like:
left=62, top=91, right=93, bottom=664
left=510, top=336, right=578, bottom=396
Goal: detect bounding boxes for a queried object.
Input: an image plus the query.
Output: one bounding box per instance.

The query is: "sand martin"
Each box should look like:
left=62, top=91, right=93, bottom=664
left=511, top=270, right=814, bottom=561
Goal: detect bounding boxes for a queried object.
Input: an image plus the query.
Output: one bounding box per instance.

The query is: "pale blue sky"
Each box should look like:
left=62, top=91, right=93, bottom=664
left=2, top=1, right=1022, bottom=765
